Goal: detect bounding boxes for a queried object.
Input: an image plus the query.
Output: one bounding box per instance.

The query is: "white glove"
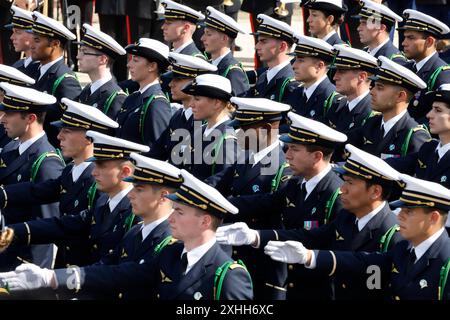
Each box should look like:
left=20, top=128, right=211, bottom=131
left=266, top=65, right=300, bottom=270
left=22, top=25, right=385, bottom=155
left=0, top=264, right=55, bottom=292
left=264, top=240, right=310, bottom=264
left=216, top=222, right=258, bottom=246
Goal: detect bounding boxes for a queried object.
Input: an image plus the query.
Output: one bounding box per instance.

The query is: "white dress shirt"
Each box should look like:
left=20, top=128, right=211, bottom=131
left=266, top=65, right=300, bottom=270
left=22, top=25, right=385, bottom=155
left=348, top=91, right=370, bottom=112
left=211, top=49, right=231, bottom=67
left=38, top=56, right=63, bottom=80
left=71, top=162, right=91, bottom=183
left=108, top=185, right=133, bottom=212
left=304, top=75, right=328, bottom=101
left=18, top=131, right=46, bottom=155
left=90, top=74, right=113, bottom=95
left=181, top=238, right=216, bottom=274
left=266, top=60, right=291, bottom=84
left=301, top=165, right=332, bottom=200
left=382, top=110, right=407, bottom=137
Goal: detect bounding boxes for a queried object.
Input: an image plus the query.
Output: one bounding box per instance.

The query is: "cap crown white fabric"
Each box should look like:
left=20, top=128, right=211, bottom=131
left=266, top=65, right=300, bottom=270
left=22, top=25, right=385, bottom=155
left=0, top=64, right=35, bottom=85
left=0, top=82, right=56, bottom=105
left=403, top=9, right=450, bottom=35
left=206, top=6, right=247, bottom=34
left=32, top=11, right=76, bottom=40
left=288, top=112, right=348, bottom=143
left=130, top=152, right=181, bottom=180
left=136, top=38, right=170, bottom=59
left=82, top=24, right=126, bottom=56
left=86, top=130, right=150, bottom=153
left=169, top=52, right=217, bottom=71
left=194, top=74, right=232, bottom=94
left=360, top=0, right=402, bottom=23
left=230, top=97, right=291, bottom=112
left=378, top=56, right=427, bottom=89
left=61, top=98, right=119, bottom=129
left=161, top=0, right=205, bottom=20
left=399, top=173, right=450, bottom=201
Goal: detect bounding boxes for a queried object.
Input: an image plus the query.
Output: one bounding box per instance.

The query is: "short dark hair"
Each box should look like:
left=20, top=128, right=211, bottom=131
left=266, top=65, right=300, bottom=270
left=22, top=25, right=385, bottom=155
left=21, top=111, right=46, bottom=125
left=365, top=180, right=393, bottom=200
left=305, top=144, right=334, bottom=161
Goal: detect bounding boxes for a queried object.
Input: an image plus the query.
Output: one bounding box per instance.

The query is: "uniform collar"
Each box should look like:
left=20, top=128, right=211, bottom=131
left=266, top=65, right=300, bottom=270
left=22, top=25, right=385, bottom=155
left=24, top=56, right=34, bottom=68
left=322, top=30, right=337, bottom=42
left=267, top=59, right=291, bottom=83
left=140, top=214, right=170, bottom=241
left=182, top=237, right=216, bottom=274
left=355, top=201, right=386, bottom=231
left=381, top=109, right=407, bottom=137
left=139, top=79, right=160, bottom=94
left=304, top=74, right=328, bottom=101
left=415, top=51, right=437, bottom=72
left=39, top=56, right=63, bottom=80
left=348, top=91, right=370, bottom=112
left=173, top=40, right=194, bottom=54
left=301, top=164, right=332, bottom=199
left=203, top=115, right=230, bottom=137
left=251, top=140, right=280, bottom=167
left=435, top=141, right=450, bottom=161
left=183, top=107, right=193, bottom=121
left=412, top=228, right=446, bottom=262
left=90, top=74, right=112, bottom=95
left=367, top=38, right=390, bottom=57
left=108, top=185, right=133, bottom=212
left=18, top=131, right=45, bottom=155
left=211, top=49, right=231, bottom=67
left=71, top=161, right=91, bottom=183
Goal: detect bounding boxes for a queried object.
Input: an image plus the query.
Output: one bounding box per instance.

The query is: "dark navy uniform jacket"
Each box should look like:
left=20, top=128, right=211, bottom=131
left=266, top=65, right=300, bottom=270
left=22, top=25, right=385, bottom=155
left=207, top=145, right=292, bottom=300
left=260, top=203, right=402, bottom=300
left=147, top=107, right=194, bottom=161
left=116, top=83, right=171, bottom=148
left=387, top=139, right=450, bottom=189
left=347, top=113, right=431, bottom=159
left=216, top=51, right=250, bottom=97
left=287, top=76, right=336, bottom=123
left=9, top=192, right=139, bottom=266
left=0, top=135, right=64, bottom=224
left=32, top=59, right=82, bottom=147
left=11, top=58, right=40, bottom=78
left=78, top=79, right=127, bottom=120
left=181, top=120, right=238, bottom=182
left=364, top=40, right=406, bottom=63
left=55, top=240, right=253, bottom=300
left=247, top=63, right=298, bottom=104
left=0, top=162, right=98, bottom=268
left=231, top=169, right=343, bottom=300
left=314, top=230, right=450, bottom=300
left=408, top=52, right=450, bottom=124
left=325, top=32, right=344, bottom=46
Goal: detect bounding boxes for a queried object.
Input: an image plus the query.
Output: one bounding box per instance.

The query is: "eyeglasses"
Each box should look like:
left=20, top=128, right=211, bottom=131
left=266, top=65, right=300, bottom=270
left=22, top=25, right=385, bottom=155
left=78, top=49, right=103, bottom=56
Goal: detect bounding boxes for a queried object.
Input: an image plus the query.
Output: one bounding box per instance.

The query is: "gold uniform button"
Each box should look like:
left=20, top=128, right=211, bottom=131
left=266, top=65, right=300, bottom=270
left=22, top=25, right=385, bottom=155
left=109, top=249, right=114, bottom=254
left=65, top=246, right=70, bottom=251
left=157, top=294, right=160, bottom=299
left=66, top=264, right=70, bottom=268
left=93, top=244, right=98, bottom=249
left=233, top=250, right=237, bottom=255
left=342, top=283, right=346, bottom=289
left=288, top=265, right=294, bottom=270
left=288, top=283, right=294, bottom=288
left=395, top=296, right=400, bottom=300
left=118, top=293, right=123, bottom=299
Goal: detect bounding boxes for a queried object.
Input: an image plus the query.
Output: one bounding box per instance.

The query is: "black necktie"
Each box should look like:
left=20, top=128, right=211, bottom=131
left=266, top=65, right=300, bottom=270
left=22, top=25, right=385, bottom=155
left=300, top=182, right=307, bottom=200
left=352, top=218, right=359, bottom=237
left=406, top=248, right=416, bottom=273
left=412, top=63, right=418, bottom=73
left=180, top=252, right=188, bottom=275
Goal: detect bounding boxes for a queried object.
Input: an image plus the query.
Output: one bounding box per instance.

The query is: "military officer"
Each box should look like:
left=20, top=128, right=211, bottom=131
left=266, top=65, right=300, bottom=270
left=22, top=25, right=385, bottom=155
left=75, top=24, right=127, bottom=120
left=0, top=82, right=65, bottom=270
left=224, top=112, right=346, bottom=300
left=323, top=44, right=377, bottom=162
left=347, top=56, right=431, bottom=160
left=7, top=5, right=39, bottom=77
left=398, top=9, right=450, bottom=124
left=201, top=6, right=250, bottom=97
left=148, top=52, right=217, bottom=161
left=0, top=153, right=183, bottom=299
left=0, top=98, right=118, bottom=268
left=160, top=0, right=205, bottom=58
left=354, top=0, right=406, bottom=63
left=218, top=144, right=404, bottom=300
left=115, top=38, right=172, bottom=148
left=0, top=131, right=149, bottom=268
left=246, top=14, right=299, bottom=104
left=264, top=174, right=450, bottom=300
left=0, top=64, right=36, bottom=149
left=284, top=34, right=338, bottom=127
left=0, top=169, right=254, bottom=300
left=177, top=74, right=238, bottom=181
left=301, top=0, right=346, bottom=45
left=206, top=97, right=292, bottom=300
left=29, top=11, right=82, bottom=148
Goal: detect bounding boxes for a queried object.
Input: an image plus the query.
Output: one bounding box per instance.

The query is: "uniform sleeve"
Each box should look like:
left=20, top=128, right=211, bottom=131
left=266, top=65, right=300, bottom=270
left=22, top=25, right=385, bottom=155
left=106, top=92, right=127, bottom=120
left=54, top=73, right=82, bottom=101
left=143, top=98, right=171, bottom=148
left=10, top=209, right=92, bottom=247
left=54, top=258, right=158, bottom=295
left=407, top=128, right=431, bottom=155
left=0, top=176, right=63, bottom=208
left=33, top=155, right=64, bottom=184
left=227, top=68, right=250, bottom=98
left=219, top=265, right=254, bottom=300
